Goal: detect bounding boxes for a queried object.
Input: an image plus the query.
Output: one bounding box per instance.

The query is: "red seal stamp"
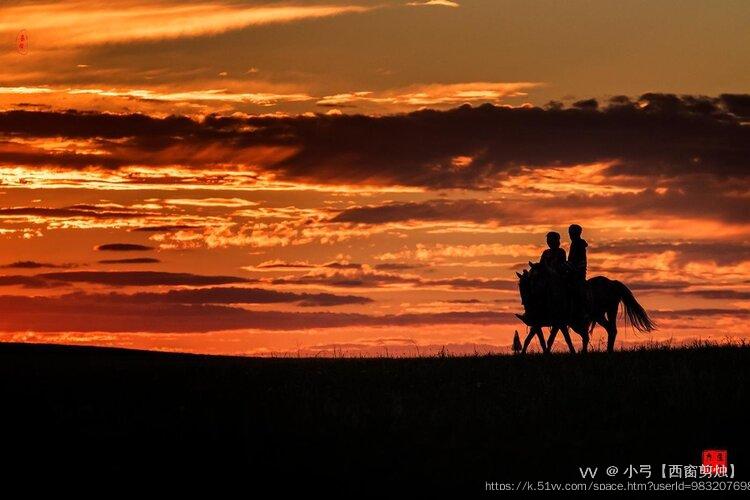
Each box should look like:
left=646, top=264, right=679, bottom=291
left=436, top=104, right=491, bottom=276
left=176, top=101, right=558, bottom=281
left=17, top=29, right=29, bottom=55
left=702, top=449, right=728, bottom=472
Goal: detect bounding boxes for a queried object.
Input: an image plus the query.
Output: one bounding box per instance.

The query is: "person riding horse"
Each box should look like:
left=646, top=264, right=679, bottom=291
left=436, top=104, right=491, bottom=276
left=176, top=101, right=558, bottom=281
left=566, top=224, right=588, bottom=324
left=517, top=230, right=578, bottom=352
left=540, top=231, right=566, bottom=274
left=516, top=224, right=656, bottom=353
left=521, top=228, right=586, bottom=325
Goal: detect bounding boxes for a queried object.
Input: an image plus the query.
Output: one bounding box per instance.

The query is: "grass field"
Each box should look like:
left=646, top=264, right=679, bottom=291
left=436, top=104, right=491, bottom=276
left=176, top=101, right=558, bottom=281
left=1, top=342, right=747, bottom=494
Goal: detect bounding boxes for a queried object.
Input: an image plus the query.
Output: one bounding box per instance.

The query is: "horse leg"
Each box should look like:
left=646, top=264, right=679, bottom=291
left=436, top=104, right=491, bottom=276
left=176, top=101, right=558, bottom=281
left=560, top=325, right=576, bottom=353
left=571, top=323, right=590, bottom=353
left=535, top=327, right=548, bottom=353
left=546, top=327, right=558, bottom=353
left=580, top=329, right=589, bottom=353
left=606, top=304, right=619, bottom=353
left=521, top=328, right=535, bottom=354
left=588, top=316, right=605, bottom=351
left=522, top=327, right=544, bottom=354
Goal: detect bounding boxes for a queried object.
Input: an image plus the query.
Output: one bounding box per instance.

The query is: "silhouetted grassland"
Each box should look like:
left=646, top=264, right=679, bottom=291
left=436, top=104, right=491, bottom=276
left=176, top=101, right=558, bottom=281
left=0, top=342, right=747, bottom=494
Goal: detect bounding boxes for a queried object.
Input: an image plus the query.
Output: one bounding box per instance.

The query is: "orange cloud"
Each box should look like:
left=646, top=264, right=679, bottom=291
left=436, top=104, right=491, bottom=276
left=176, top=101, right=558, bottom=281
left=67, top=87, right=312, bottom=106
left=376, top=243, right=539, bottom=262
left=317, top=82, right=542, bottom=108
left=407, top=1, right=460, bottom=8
left=0, top=2, right=372, bottom=48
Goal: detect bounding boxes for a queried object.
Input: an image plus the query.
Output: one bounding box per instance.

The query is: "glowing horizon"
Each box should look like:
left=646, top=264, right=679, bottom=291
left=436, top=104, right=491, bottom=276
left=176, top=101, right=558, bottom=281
left=0, top=0, right=748, bottom=355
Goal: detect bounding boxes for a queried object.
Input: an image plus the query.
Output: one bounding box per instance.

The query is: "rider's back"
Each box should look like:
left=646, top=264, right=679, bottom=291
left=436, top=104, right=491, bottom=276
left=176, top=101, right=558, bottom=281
left=568, top=238, right=588, bottom=280
left=540, top=247, right=566, bottom=274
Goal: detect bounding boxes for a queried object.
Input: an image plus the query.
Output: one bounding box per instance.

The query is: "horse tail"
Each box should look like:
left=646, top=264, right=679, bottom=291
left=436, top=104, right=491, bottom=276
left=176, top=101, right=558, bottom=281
left=614, top=280, right=656, bottom=332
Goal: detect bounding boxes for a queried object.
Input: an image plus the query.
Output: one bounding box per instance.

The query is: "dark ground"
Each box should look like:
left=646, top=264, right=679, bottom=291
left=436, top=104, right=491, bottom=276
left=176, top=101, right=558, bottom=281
left=0, top=342, right=747, bottom=495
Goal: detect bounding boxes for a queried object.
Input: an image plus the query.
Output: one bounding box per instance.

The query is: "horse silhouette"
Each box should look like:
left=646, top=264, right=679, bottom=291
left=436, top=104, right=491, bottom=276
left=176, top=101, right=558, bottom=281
left=516, top=262, right=655, bottom=353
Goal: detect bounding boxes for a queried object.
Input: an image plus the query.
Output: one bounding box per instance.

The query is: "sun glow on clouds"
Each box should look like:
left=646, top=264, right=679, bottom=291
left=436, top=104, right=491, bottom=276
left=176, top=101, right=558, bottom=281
left=407, top=1, right=460, bottom=7
left=0, top=0, right=746, bottom=358
left=377, top=243, right=540, bottom=262
left=0, top=82, right=540, bottom=114
left=0, top=2, right=372, bottom=47
left=0, top=87, right=53, bottom=95
left=68, top=88, right=313, bottom=106
left=317, top=82, right=542, bottom=108
left=0, top=95, right=748, bottom=355
left=497, top=163, right=643, bottom=196
left=0, top=167, right=427, bottom=195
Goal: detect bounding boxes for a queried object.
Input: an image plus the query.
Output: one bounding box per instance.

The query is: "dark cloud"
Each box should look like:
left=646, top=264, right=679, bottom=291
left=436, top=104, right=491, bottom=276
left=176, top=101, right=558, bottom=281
left=430, top=277, right=516, bottom=290
left=255, top=261, right=315, bottom=270
left=553, top=185, right=750, bottom=224
left=12, top=103, right=51, bottom=109
left=596, top=240, right=750, bottom=266
left=0, top=293, right=515, bottom=332
left=0, top=143, right=136, bottom=169
left=0, top=109, right=201, bottom=139
left=322, top=261, right=362, bottom=270
left=685, top=289, right=750, bottom=300
left=0, top=260, right=73, bottom=269
left=1, top=94, right=748, bottom=189
left=719, top=94, right=750, bottom=120
left=95, top=243, right=153, bottom=252
left=573, top=98, right=598, bottom=110
left=374, top=263, right=422, bottom=271
left=37, top=271, right=250, bottom=286
left=331, top=199, right=513, bottom=224
left=132, top=225, right=202, bottom=232
left=653, top=308, right=750, bottom=319
left=269, top=269, right=516, bottom=291
left=98, top=258, right=161, bottom=264
left=331, top=188, right=750, bottom=226
left=0, top=275, right=69, bottom=288
left=0, top=206, right=153, bottom=219
left=83, top=287, right=371, bottom=307
left=242, top=94, right=750, bottom=188
left=626, top=281, right=691, bottom=292
left=254, top=261, right=363, bottom=271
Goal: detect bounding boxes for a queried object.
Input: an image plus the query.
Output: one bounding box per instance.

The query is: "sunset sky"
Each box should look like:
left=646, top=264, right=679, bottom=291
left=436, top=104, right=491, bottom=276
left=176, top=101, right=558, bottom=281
left=0, top=0, right=748, bottom=355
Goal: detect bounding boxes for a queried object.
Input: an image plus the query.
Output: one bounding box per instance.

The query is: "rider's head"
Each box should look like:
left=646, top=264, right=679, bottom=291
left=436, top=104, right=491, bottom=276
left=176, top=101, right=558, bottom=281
left=568, top=224, right=583, bottom=240
left=546, top=231, right=561, bottom=249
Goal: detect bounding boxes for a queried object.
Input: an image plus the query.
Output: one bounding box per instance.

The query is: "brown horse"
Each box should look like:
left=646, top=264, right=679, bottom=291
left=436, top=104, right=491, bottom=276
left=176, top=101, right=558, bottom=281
left=516, top=263, right=656, bottom=353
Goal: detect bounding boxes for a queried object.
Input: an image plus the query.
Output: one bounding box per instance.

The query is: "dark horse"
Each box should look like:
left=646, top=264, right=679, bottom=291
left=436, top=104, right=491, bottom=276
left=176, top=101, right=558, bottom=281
left=516, top=263, right=656, bottom=353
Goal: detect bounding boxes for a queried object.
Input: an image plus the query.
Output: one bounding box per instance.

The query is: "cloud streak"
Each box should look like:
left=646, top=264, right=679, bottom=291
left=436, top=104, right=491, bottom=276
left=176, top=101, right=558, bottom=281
left=317, top=82, right=539, bottom=108
left=95, top=243, right=153, bottom=252
left=407, top=1, right=460, bottom=7
left=2, top=94, right=747, bottom=193
left=0, top=2, right=372, bottom=47
left=0, top=293, right=513, bottom=333
left=81, top=287, right=372, bottom=307
left=35, top=271, right=250, bottom=287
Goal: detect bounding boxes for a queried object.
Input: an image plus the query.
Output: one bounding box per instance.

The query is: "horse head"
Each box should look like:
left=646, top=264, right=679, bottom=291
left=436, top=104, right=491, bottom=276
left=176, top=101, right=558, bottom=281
left=517, top=263, right=552, bottom=314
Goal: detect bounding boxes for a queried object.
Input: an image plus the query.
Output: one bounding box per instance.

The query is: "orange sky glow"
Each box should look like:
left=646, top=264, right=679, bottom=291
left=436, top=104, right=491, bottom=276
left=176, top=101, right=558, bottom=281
left=0, top=0, right=748, bottom=355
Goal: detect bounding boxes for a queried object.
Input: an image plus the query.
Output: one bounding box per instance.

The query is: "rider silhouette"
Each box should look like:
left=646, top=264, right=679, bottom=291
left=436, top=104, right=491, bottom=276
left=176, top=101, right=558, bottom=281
left=518, top=232, right=566, bottom=325
left=567, top=224, right=588, bottom=322
left=518, top=227, right=589, bottom=326
left=540, top=231, right=566, bottom=274
left=567, top=224, right=587, bottom=280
